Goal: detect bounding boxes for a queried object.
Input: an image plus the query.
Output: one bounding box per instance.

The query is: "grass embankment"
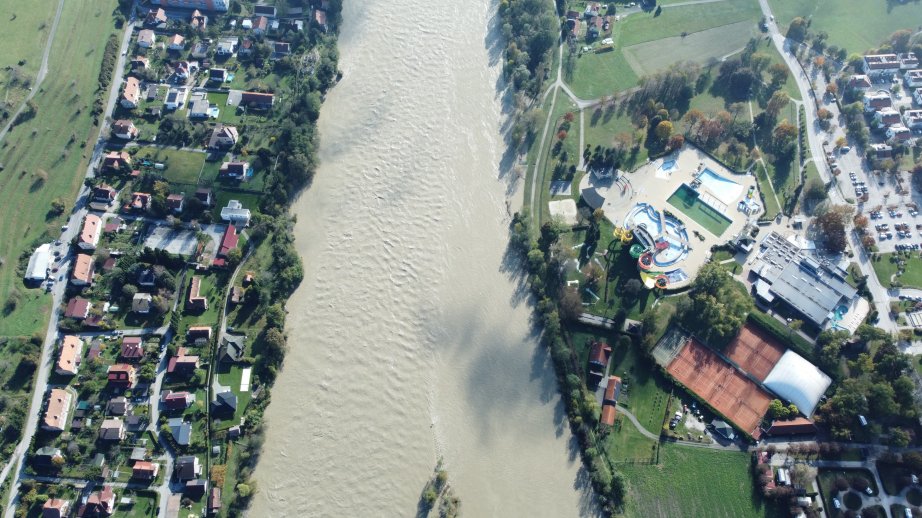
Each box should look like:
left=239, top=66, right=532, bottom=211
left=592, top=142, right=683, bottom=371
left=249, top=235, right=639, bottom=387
left=872, top=252, right=922, bottom=289
left=0, top=0, right=118, bottom=336
left=768, top=0, right=922, bottom=54
left=619, top=445, right=777, bottom=518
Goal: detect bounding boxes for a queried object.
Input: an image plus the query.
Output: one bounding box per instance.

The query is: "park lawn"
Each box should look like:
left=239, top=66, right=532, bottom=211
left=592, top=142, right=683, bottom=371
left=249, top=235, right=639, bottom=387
left=537, top=94, right=580, bottom=225
left=0, top=0, right=118, bottom=336
left=753, top=162, right=782, bottom=218
left=583, top=107, right=649, bottom=170
left=872, top=253, right=922, bottom=289
left=619, top=444, right=775, bottom=518
left=608, top=338, right=672, bottom=433
left=133, top=146, right=207, bottom=185
left=666, top=185, right=732, bottom=237
left=568, top=49, right=639, bottom=99
left=619, top=1, right=762, bottom=47
left=768, top=0, right=922, bottom=55
left=603, top=414, right=658, bottom=464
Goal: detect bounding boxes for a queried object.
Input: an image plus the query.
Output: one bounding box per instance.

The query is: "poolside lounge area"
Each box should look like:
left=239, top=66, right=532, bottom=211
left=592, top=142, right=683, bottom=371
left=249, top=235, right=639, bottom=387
left=579, top=146, right=761, bottom=288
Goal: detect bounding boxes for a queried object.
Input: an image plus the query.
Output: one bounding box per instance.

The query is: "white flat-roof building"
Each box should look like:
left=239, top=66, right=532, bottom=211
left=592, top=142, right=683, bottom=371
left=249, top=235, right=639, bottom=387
left=25, top=243, right=52, bottom=281
left=220, top=200, right=251, bottom=226
left=763, top=350, right=832, bottom=416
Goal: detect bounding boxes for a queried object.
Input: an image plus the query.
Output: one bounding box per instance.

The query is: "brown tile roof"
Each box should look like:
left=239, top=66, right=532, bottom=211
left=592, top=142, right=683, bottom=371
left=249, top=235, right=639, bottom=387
left=64, top=297, right=91, bottom=319
left=79, top=214, right=101, bottom=248
left=600, top=404, right=616, bottom=426
left=123, top=77, right=140, bottom=105
left=71, top=254, right=95, bottom=285
left=120, top=337, right=144, bottom=360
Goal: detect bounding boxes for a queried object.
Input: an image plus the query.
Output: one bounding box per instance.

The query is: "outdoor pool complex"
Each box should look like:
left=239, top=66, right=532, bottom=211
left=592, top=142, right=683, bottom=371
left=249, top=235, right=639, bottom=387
left=667, top=184, right=732, bottom=237
left=624, top=203, right=689, bottom=267
left=697, top=168, right=743, bottom=205
left=658, top=159, right=678, bottom=174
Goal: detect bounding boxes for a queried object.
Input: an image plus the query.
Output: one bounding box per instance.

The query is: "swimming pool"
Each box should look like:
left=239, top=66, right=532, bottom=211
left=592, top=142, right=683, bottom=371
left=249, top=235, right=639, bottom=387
left=624, top=203, right=688, bottom=266
left=698, top=168, right=743, bottom=205
left=667, top=185, right=732, bottom=237
left=659, top=159, right=678, bottom=174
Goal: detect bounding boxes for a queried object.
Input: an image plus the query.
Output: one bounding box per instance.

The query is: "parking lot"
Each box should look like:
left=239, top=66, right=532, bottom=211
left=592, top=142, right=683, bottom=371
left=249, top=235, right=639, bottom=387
left=865, top=202, right=922, bottom=253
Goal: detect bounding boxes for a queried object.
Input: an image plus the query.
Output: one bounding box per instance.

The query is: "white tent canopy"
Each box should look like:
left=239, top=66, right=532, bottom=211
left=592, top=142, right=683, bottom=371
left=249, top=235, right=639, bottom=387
left=763, top=350, right=832, bottom=416
left=25, top=244, right=52, bottom=281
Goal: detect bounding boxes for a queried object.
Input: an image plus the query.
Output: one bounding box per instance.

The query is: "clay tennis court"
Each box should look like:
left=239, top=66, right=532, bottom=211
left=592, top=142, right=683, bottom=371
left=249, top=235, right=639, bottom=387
left=723, top=323, right=786, bottom=382
left=667, top=338, right=771, bottom=438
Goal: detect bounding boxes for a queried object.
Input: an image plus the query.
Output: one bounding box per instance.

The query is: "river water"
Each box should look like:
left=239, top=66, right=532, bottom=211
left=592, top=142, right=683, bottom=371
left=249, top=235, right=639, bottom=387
left=250, top=0, right=590, bottom=515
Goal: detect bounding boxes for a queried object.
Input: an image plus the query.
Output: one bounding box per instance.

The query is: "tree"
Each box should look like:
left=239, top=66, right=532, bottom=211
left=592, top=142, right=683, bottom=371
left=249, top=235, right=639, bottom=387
left=826, top=83, right=838, bottom=96
left=654, top=120, right=673, bottom=140
left=624, top=278, right=642, bottom=298
left=667, top=134, right=684, bottom=150
left=767, top=63, right=789, bottom=88
left=681, top=263, right=752, bottom=347
left=804, top=178, right=827, bottom=201
left=765, top=91, right=790, bottom=119
left=786, top=17, right=808, bottom=41
left=814, top=204, right=853, bottom=253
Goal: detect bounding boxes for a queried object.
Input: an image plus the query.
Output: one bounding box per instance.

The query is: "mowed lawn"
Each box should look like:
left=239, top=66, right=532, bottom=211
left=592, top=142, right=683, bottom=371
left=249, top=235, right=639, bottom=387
left=0, top=0, right=57, bottom=113
left=769, top=0, right=922, bottom=54
left=133, top=146, right=207, bottom=185
left=0, top=0, right=118, bottom=336
left=620, top=1, right=762, bottom=47
left=872, top=253, right=922, bottom=289
left=619, top=445, right=777, bottom=518
left=623, top=21, right=758, bottom=77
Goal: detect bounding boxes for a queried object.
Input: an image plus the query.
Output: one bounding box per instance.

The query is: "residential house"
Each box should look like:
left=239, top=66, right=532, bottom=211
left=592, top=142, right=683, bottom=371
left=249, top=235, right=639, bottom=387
left=187, top=325, right=213, bottom=344
left=208, top=67, right=228, bottom=83
left=238, top=38, right=253, bottom=56
left=103, top=217, right=122, bottom=234
left=219, top=161, right=251, bottom=179
left=874, top=107, right=902, bottom=129
left=132, top=292, right=153, bottom=314
left=863, top=53, right=900, bottom=78
left=212, top=391, right=237, bottom=416
left=212, top=224, right=238, bottom=268
left=208, top=124, right=239, bottom=148
left=82, top=486, right=115, bottom=517
left=107, top=364, right=136, bottom=388
left=603, top=375, right=622, bottom=405
left=567, top=17, right=580, bottom=38
left=600, top=404, right=616, bottom=427
left=904, top=109, right=922, bottom=129
left=121, top=77, right=141, bottom=108
left=905, top=69, right=922, bottom=88
left=220, top=199, right=251, bottom=226
left=138, top=268, right=156, bottom=288
left=162, top=390, right=196, bottom=411
left=125, top=192, right=152, bottom=213
left=111, top=119, right=138, bottom=140
left=132, top=461, right=159, bottom=481
left=900, top=52, right=920, bottom=70
left=71, top=254, right=95, bottom=286
left=164, top=86, right=188, bottom=110
left=187, top=276, right=208, bottom=311
left=216, top=37, right=237, bottom=56
left=914, top=88, right=922, bottom=106
left=219, top=334, right=245, bottom=363
left=313, top=9, right=328, bottom=32
left=195, top=188, right=213, bottom=206
left=253, top=4, right=277, bottom=17
left=871, top=143, right=893, bottom=159
left=42, top=498, right=70, bottom=518
left=78, top=214, right=101, bottom=250
left=130, top=56, right=149, bottom=72
left=252, top=16, right=269, bottom=35
left=188, top=98, right=212, bottom=119
left=175, top=456, right=201, bottom=481
left=240, top=91, right=274, bottom=109
left=98, top=418, right=126, bottom=441
left=272, top=42, right=291, bottom=58
left=56, top=335, right=83, bottom=376
left=846, top=74, right=872, bottom=90
left=168, top=417, right=193, bottom=446
left=888, top=125, right=912, bottom=142
left=32, top=447, right=64, bottom=469
left=191, top=9, right=208, bottom=30
left=587, top=340, right=611, bottom=377
left=137, top=29, right=156, bottom=49
left=168, top=34, right=186, bottom=51
left=168, top=347, right=200, bottom=376
left=42, top=388, right=72, bottom=432
left=102, top=151, right=131, bottom=171
left=92, top=184, right=117, bottom=204
left=107, top=396, right=129, bottom=416
left=64, top=297, right=91, bottom=319
left=863, top=91, right=892, bottom=112
left=145, top=8, right=167, bottom=26
left=208, top=488, right=222, bottom=516
left=712, top=419, right=736, bottom=441
left=185, top=479, right=208, bottom=498
left=120, top=337, right=145, bottom=362
left=230, top=285, right=244, bottom=304
left=191, top=41, right=210, bottom=59
left=166, top=193, right=185, bottom=213
left=146, top=106, right=162, bottom=119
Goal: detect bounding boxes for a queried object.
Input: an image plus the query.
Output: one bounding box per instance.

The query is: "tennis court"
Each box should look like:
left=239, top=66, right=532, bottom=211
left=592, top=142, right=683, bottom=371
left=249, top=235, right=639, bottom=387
left=724, top=323, right=786, bottom=382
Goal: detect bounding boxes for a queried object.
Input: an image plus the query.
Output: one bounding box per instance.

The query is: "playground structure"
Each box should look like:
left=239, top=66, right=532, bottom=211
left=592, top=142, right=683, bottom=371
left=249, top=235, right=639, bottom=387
left=613, top=226, right=634, bottom=244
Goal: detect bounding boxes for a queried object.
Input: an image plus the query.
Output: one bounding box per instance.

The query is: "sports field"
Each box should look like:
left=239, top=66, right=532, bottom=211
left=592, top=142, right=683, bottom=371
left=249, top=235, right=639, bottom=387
left=666, top=338, right=772, bottom=438
left=724, top=323, right=786, bottom=382
left=769, top=0, right=922, bottom=54
left=623, top=20, right=757, bottom=77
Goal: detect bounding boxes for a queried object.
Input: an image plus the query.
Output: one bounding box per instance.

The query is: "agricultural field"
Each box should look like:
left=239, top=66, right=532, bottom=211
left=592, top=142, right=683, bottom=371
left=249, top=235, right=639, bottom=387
left=619, top=445, right=777, bottom=518
left=623, top=21, right=758, bottom=78
left=768, top=0, right=922, bottom=54
left=0, top=0, right=118, bottom=336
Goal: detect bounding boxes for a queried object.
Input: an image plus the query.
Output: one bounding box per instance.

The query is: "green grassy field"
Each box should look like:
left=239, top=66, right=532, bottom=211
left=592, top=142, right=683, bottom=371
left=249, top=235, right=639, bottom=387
left=623, top=21, right=758, bottom=77
left=872, top=253, right=922, bottom=289
left=667, top=185, right=733, bottom=236
left=619, top=445, right=776, bottom=518
left=0, top=0, right=118, bottom=336
left=215, top=363, right=252, bottom=429
left=768, top=0, right=922, bottom=54
left=133, top=147, right=207, bottom=185
left=0, top=0, right=57, bottom=124
left=621, top=2, right=763, bottom=47
left=569, top=49, right=639, bottom=99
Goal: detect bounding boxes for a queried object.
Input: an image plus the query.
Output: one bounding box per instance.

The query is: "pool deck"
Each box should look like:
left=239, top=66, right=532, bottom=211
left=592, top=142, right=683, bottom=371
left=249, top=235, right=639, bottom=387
left=579, top=146, right=760, bottom=286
